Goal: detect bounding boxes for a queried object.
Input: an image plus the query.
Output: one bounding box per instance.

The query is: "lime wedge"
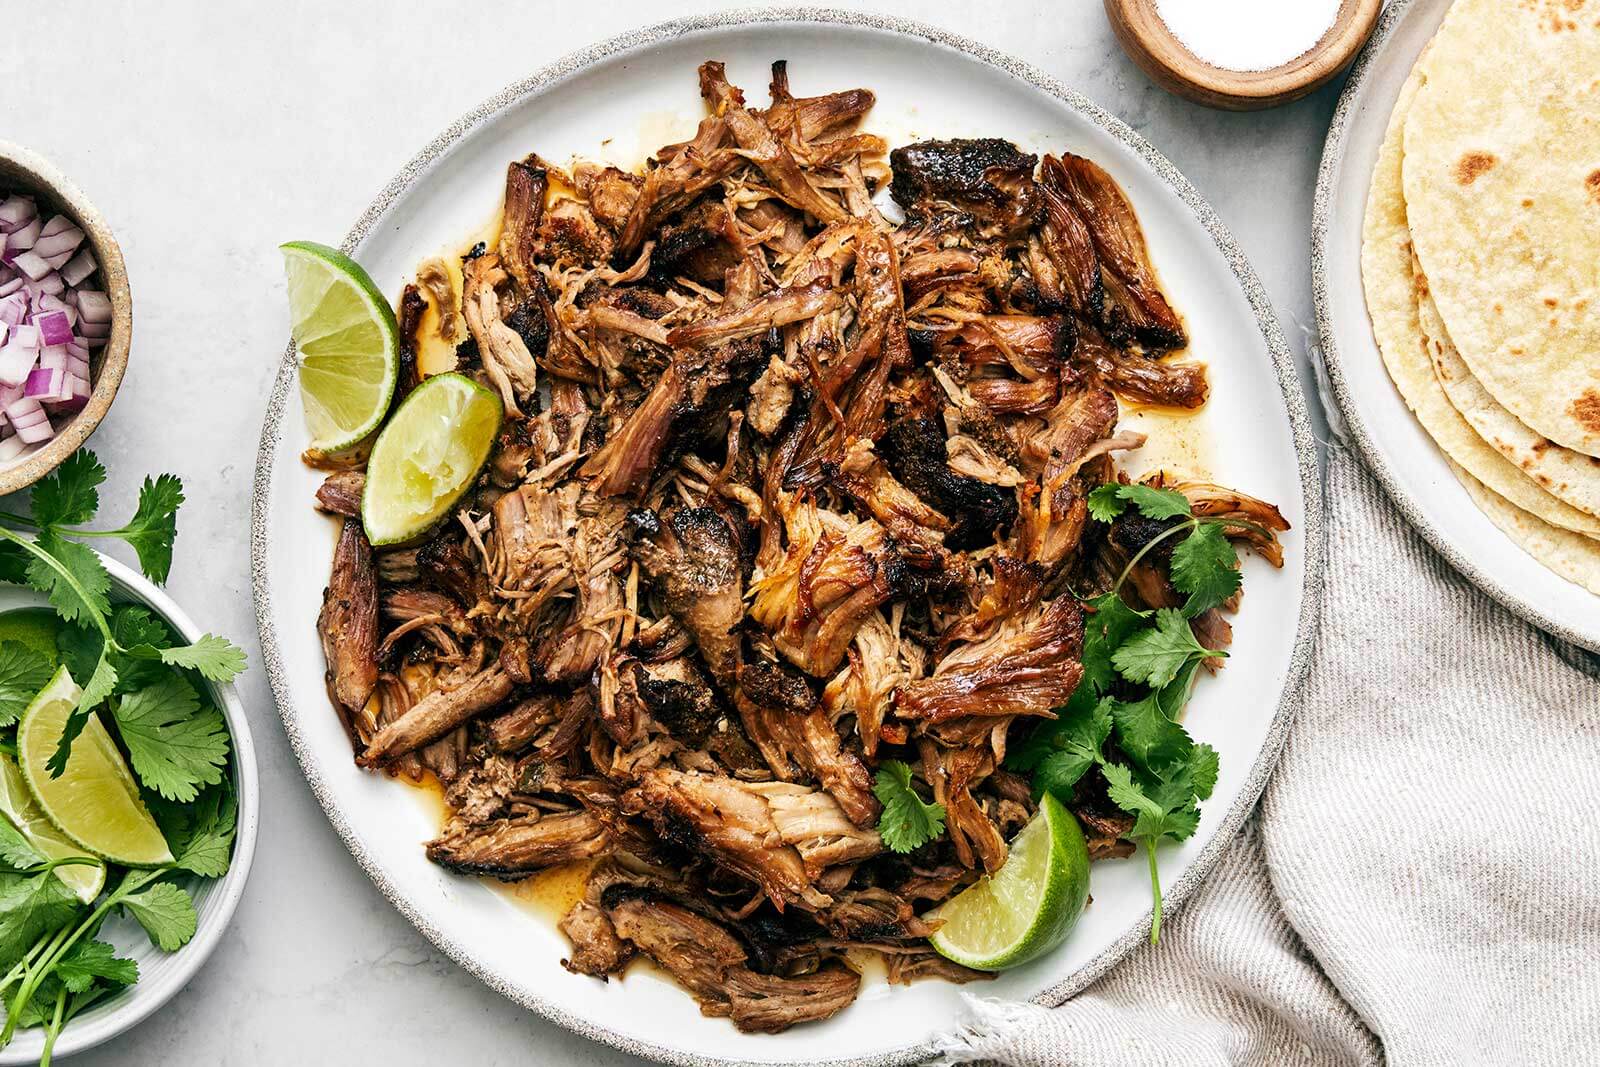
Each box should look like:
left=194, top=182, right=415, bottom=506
left=926, top=792, right=1090, bottom=970
left=281, top=240, right=399, bottom=453
left=362, top=372, right=502, bottom=545
left=0, top=754, right=103, bottom=902
left=0, top=608, right=64, bottom=665
left=17, top=667, right=173, bottom=867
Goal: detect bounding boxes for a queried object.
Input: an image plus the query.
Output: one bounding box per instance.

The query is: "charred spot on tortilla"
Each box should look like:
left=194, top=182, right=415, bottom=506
left=1453, top=151, right=1497, bottom=185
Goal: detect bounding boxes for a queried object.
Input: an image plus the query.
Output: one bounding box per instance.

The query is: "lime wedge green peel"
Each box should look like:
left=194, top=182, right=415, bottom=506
left=17, top=666, right=173, bottom=868
left=362, top=372, right=502, bottom=546
left=926, top=792, right=1090, bottom=971
left=281, top=240, right=399, bottom=453
left=0, top=754, right=103, bottom=903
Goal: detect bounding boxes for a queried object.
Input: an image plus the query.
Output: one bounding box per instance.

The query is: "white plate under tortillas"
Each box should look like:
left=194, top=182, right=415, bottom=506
left=1315, top=0, right=1600, bottom=652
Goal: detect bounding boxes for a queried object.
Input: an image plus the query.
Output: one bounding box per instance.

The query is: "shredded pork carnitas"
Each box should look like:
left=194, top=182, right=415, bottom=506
left=312, top=60, right=1286, bottom=1032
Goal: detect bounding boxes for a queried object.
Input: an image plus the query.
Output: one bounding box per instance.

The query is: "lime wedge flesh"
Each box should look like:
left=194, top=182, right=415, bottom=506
left=17, top=667, right=173, bottom=867
left=0, top=608, right=64, bottom=665
left=0, top=754, right=104, bottom=902
left=362, top=372, right=502, bottom=545
left=927, top=792, right=1091, bottom=971
left=281, top=240, right=399, bottom=453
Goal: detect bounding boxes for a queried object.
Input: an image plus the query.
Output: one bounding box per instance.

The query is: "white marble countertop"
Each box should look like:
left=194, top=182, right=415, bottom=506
left=10, top=2, right=1336, bottom=1062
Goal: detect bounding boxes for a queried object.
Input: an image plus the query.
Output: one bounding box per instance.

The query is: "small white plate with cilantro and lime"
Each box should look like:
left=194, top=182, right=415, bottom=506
left=251, top=14, right=1321, bottom=1067
left=0, top=452, right=255, bottom=1066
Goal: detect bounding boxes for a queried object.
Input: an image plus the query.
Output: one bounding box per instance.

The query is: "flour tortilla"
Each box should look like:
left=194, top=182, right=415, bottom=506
left=1360, top=68, right=1600, bottom=538
left=1447, top=460, right=1600, bottom=595
left=1402, top=0, right=1600, bottom=457
left=1410, top=251, right=1600, bottom=518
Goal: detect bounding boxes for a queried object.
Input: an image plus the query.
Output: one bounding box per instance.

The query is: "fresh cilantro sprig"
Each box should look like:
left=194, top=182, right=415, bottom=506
left=874, top=760, right=947, bottom=853
left=1085, top=483, right=1246, bottom=617
left=0, top=451, right=246, bottom=775
left=1010, top=481, right=1246, bottom=943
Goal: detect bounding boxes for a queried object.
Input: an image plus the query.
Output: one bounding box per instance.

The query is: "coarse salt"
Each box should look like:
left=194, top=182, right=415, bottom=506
left=1153, top=0, right=1342, bottom=73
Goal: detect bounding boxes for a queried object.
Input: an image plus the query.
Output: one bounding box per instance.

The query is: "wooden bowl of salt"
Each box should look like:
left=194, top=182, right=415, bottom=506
left=1105, top=0, right=1381, bottom=111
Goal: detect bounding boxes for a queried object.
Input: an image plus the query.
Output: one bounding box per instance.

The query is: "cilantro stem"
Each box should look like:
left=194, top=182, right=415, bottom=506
left=0, top=527, right=112, bottom=640
left=2, top=868, right=163, bottom=1045
left=38, top=985, right=65, bottom=1067
left=1146, top=843, right=1163, bottom=945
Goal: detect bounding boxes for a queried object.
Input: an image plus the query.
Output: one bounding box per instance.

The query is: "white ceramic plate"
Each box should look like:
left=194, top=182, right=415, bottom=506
left=252, top=11, right=1321, bottom=1065
left=1313, top=0, right=1600, bottom=653
left=0, top=553, right=259, bottom=1065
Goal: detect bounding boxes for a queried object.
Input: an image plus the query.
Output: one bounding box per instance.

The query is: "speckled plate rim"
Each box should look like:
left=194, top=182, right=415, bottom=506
left=250, top=8, right=1325, bottom=1065
left=1310, top=0, right=1600, bottom=655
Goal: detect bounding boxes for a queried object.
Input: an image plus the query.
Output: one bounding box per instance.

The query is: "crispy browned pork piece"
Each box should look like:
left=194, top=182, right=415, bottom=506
left=310, top=58, right=1290, bottom=1031
left=318, top=519, right=378, bottom=745
left=427, top=809, right=613, bottom=877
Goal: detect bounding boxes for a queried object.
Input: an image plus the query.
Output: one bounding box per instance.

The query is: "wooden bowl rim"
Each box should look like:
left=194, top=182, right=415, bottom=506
left=0, top=140, right=131, bottom=497
left=1111, top=0, right=1383, bottom=101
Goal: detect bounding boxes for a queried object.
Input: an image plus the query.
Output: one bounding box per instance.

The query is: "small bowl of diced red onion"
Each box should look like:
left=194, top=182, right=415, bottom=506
left=0, top=141, right=130, bottom=493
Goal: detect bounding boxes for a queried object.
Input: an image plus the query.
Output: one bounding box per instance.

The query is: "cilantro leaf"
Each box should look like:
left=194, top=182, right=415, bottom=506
left=0, top=643, right=54, bottom=727
left=1111, top=608, right=1221, bottom=689
left=1109, top=688, right=1193, bottom=774
left=151, top=782, right=237, bottom=878
left=47, top=654, right=118, bottom=779
left=1009, top=688, right=1112, bottom=801
left=1188, top=742, right=1220, bottom=802
left=157, top=635, right=247, bottom=683
left=873, top=760, right=946, bottom=853
left=55, top=624, right=102, bottom=687
left=1116, top=484, right=1192, bottom=521
left=0, top=869, right=82, bottom=961
left=1086, top=484, right=1126, bottom=523
left=110, top=605, right=170, bottom=650
left=0, top=817, right=46, bottom=870
left=0, top=543, right=29, bottom=586
left=1156, top=658, right=1202, bottom=722
left=29, top=451, right=106, bottom=529
left=120, top=881, right=197, bottom=951
left=112, top=674, right=229, bottom=803
left=1086, top=483, right=1193, bottom=524
left=1170, top=522, right=1241, bottom=617
left=55, top=937, right=138, bottom=994
left=1080, top=592, right=1147, bottom=694
left=24, top=531, right=110, bottom=627
left=111, top=475, right=184, bottom=584
left=1102, top=761, right=1199, bottom=842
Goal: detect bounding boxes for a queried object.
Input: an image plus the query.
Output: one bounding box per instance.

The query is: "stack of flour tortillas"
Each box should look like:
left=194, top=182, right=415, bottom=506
left=1361, top=0, right=1600, bottom=594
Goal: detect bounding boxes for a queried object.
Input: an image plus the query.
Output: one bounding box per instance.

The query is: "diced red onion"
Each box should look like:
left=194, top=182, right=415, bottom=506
left=0, top=345, right=36, bottom=388
left=0, top=197, right=35, bottom=230
left=75, top=290, right=111, bottom=324
left=5, top=397, right=51, bottom=444
left=24, top=367, right=65, bottom=402
left=36, top=294, right=74, bottom=326
left=0, top=191, right=102, bottom=449
left=6, top=217, right=40, bottom=252
left=59, top=249, right=95, bottom=287
left=35, top=311, right=71, bottom=347
left=10, top=252, right=50, bottom=283
left=29, top=275, right=64, bottom=300
left=33, top=223, right=82, bottom=264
